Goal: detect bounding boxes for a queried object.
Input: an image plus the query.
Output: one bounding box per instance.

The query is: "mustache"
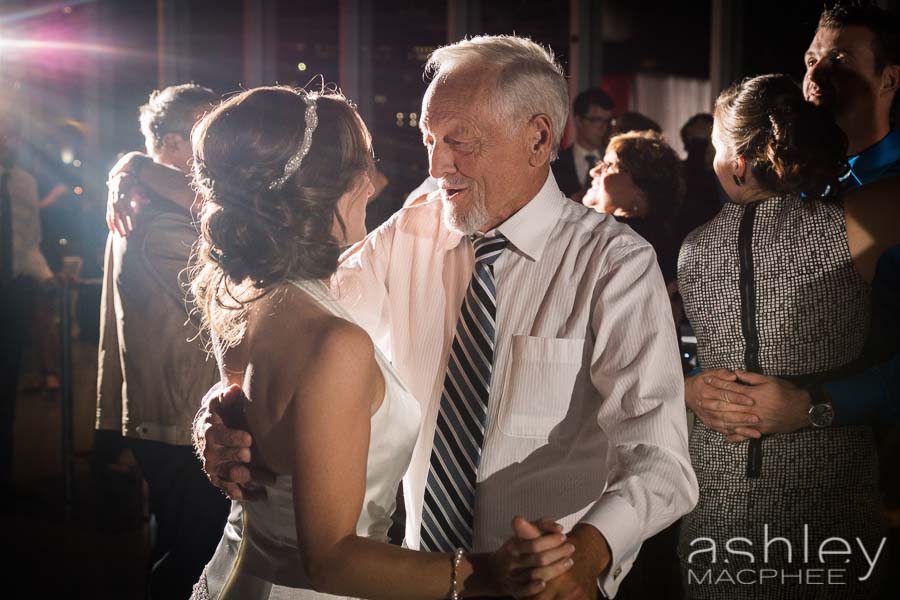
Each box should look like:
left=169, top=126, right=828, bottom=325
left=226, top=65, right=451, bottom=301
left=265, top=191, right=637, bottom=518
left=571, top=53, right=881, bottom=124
left=439, top=177, right=472, bottom=189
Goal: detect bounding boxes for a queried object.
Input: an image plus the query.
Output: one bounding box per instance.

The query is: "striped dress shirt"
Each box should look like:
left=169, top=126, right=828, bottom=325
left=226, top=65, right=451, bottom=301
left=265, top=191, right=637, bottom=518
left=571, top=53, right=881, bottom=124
left=336, top=171, right=698, bottom=597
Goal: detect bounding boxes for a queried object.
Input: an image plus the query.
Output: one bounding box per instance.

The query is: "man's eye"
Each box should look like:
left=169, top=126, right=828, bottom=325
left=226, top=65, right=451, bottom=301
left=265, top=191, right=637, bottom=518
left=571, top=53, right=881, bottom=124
left=806, top=58, right=817, bottom=68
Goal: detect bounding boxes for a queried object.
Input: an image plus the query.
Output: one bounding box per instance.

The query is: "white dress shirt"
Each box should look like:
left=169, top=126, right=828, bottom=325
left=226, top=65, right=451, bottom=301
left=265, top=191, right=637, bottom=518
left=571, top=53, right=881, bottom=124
left=1, top=166, right=53, bottom=282
left=336, top=171, right=697, bottom=597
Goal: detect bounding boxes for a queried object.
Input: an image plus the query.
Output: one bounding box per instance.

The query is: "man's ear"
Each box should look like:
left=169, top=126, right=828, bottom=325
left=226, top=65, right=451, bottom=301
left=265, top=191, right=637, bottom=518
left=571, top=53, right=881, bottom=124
left=528, top=113, right=554, bottom=167
left=880, top=64, right=900, bottom=98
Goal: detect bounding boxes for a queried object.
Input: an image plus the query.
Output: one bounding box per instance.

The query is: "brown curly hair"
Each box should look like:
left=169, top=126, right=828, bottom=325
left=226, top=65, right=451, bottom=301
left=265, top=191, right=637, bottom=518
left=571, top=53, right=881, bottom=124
left=606, top=130, right=684, bottom=223
left=190, top=86, right=371, bottom=348
left=714, top=74, right=847, bottom=199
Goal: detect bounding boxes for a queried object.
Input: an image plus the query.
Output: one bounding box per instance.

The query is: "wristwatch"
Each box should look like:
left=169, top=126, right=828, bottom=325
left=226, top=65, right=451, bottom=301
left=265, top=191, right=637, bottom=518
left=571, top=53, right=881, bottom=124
left=807, top=384, right=835, bottom=428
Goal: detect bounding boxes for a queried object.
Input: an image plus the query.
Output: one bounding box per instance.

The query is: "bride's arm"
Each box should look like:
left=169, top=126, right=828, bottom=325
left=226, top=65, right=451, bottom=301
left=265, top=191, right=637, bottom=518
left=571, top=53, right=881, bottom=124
left=287, top=320, right=572, bottom=599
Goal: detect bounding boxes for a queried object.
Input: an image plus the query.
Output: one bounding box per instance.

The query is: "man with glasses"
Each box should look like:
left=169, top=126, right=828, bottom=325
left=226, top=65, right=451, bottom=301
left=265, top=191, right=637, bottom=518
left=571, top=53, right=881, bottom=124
left=552, top=87, right=615, bottom=201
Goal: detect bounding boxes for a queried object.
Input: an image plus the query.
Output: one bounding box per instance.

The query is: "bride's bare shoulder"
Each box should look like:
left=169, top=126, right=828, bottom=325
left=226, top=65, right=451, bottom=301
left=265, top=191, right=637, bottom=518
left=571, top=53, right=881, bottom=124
left=245, top=283, right=373, bottom=373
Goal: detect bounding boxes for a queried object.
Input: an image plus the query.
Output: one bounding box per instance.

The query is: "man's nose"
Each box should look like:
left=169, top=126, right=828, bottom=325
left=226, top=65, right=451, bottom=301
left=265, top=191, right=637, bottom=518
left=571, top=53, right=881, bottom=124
left=428, top=142, right=457, bottom=179
left=807, top=59, right=830, bottom=85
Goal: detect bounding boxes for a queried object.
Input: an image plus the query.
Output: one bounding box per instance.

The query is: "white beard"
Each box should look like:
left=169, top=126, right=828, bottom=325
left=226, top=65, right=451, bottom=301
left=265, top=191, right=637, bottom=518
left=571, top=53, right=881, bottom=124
left=441, top=193, right=489, bottom=235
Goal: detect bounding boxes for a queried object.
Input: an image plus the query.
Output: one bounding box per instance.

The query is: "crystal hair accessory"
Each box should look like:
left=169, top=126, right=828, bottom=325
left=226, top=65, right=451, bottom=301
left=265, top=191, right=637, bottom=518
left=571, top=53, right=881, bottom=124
left=268, top=93, right=319, bottom=190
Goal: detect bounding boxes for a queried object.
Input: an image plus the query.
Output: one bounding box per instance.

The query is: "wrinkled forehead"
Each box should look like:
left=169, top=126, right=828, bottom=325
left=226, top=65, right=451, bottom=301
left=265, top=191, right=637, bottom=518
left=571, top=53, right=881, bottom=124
left=421, top=66, right=497, bottom=128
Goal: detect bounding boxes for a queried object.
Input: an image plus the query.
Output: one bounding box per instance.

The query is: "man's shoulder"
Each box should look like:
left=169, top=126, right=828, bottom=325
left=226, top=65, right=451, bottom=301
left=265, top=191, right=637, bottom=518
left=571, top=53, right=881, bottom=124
left=557, top=201, right=652, bottom=258
left=375, top=192, right=446, bottom=237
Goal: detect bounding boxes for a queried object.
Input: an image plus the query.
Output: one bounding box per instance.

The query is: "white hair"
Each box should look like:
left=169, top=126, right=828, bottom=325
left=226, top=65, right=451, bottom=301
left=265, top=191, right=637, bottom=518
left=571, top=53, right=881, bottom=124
left=425, top=35, right=569, bottom=158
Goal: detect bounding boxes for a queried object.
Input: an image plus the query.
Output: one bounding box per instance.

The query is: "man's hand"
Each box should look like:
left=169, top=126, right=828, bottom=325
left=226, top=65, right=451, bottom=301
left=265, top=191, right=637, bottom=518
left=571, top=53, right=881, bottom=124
left=525, top=523, right=610, bottom=600
left=108, top=151, right=150, bottom=179
left=684, top=369, right=761, bottom=441
left=704, top=371, right=811, bottom=440
left=195, top=384, right=271, bottom=500
left=485, top=517, right=575, bottom=598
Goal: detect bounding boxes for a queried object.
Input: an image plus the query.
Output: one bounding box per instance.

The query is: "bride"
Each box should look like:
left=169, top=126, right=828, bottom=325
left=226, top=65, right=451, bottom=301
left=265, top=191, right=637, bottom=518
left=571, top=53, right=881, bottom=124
left=187, top=86, right=573, bottom=599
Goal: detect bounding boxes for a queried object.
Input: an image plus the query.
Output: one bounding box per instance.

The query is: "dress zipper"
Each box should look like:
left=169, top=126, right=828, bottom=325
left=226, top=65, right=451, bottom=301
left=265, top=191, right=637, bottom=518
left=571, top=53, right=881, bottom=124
left=738, top=202, right=763, bottom=478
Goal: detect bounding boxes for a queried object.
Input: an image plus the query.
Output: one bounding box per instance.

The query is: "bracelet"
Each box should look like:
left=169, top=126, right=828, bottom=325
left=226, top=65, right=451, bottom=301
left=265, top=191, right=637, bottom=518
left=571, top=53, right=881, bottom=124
left=449, top=547, right=464, bottom=600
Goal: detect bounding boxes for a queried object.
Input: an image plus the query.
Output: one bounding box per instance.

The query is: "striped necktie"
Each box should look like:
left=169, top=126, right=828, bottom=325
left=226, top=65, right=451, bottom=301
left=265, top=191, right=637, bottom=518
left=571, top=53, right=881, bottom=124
left=420, top=234, right=508, bottom=552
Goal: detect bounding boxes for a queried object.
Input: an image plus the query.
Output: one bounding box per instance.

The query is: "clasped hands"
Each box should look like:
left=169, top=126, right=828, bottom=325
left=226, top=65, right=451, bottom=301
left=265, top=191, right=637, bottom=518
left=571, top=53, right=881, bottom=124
left=196, top=384, right=608, bottom=599
left=685, top=369, right=813, bottom=442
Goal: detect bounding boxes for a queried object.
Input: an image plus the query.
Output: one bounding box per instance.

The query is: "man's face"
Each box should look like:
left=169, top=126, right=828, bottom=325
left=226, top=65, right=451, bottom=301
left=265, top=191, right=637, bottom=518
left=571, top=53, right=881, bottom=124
left=575, top=105, right=613, bottom=151
left=420, top=70, right=533, bottom=235
left=149, top=107, right=210, bottom=171
left=803, top=26, right=883, bottom=127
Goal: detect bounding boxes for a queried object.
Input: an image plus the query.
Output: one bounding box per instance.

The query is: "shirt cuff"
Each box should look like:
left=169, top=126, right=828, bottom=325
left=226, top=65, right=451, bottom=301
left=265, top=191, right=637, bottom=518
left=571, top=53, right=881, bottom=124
left=581, top=493, right=643, bottom=598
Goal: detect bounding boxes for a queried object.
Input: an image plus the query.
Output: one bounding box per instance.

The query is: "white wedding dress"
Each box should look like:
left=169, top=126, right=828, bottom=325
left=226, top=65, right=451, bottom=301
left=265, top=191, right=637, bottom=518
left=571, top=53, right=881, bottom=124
left=192, top=280, right=421, bottom=600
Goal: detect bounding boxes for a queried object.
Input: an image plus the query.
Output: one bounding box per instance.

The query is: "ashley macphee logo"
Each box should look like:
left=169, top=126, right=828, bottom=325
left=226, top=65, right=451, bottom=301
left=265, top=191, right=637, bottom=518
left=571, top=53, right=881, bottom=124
left=687, top=525, right=887, bottom=586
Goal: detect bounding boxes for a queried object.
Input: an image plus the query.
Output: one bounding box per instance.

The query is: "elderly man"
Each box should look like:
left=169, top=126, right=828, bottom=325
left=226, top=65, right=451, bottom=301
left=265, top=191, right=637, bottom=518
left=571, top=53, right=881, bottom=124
left=97, top=84, right=228, bottom=600
left=117, top=36, right=697, bottom=598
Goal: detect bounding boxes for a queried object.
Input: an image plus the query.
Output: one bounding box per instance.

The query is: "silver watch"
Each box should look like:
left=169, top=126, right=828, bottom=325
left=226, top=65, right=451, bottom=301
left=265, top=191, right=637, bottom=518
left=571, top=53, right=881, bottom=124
left=808, top=387, right=835, bottom=428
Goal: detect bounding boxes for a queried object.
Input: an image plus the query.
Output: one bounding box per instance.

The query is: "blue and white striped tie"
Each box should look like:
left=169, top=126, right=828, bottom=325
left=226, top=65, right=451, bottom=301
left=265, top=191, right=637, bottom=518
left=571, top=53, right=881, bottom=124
left=420, top=234, right=508, bottom=552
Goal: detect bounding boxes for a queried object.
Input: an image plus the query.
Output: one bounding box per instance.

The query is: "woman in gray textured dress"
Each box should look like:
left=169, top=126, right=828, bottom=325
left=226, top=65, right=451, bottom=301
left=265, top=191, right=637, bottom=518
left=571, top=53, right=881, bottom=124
left=676, top=74, right=900, bottom=599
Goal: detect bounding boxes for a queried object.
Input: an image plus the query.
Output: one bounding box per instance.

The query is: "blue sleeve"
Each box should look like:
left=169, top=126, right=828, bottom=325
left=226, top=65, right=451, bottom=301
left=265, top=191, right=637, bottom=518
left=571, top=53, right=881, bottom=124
left=827, top=354, right=900, bottom=426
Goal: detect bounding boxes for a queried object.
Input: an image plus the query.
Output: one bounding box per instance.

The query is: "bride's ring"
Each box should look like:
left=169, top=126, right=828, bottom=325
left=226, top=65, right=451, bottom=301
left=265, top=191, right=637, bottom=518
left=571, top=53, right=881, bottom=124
left=722, top=391, right=731, bottom=404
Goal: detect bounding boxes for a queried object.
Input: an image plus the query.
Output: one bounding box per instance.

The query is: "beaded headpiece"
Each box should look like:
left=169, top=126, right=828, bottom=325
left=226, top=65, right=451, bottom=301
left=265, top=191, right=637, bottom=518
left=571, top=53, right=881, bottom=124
left=268, top=93, right=319, bottom=190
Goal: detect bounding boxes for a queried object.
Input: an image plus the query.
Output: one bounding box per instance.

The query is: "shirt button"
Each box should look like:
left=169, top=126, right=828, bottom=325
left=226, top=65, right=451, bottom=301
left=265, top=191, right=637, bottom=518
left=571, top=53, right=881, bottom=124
left=613, top=565, right=622, bottom=579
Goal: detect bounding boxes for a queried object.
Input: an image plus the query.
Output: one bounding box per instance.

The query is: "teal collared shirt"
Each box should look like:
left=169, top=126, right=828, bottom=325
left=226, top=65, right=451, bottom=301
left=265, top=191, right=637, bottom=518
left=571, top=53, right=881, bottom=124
left=840, top=128, right=900, bottom=190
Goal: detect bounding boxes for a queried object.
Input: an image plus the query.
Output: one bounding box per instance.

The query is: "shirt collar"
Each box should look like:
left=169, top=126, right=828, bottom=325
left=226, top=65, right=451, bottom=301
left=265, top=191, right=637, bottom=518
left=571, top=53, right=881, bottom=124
left=495, top=170, right=565, bottom=262
left=843, top=128, right=900, bottom=188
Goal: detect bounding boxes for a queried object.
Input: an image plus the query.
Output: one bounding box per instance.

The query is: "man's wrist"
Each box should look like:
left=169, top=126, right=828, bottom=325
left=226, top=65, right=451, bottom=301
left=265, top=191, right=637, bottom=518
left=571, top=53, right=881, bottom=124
left=806, top=384, right=835, bottom=428
left=570, top=523, right=611, bottom=577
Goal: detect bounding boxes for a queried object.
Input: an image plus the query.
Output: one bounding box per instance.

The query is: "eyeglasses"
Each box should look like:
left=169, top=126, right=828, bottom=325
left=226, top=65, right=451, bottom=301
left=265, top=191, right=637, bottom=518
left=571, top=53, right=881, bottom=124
left=581, top=116, right=616, bottom=127
left=596, top=159, right=627, bottom=174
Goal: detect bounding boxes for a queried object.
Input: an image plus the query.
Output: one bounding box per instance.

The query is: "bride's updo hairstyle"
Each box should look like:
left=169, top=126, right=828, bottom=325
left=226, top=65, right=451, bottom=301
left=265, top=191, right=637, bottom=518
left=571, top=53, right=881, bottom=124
left=714, top=74, right=847, bottom=200
left=190, top=86, right=371, bottom=347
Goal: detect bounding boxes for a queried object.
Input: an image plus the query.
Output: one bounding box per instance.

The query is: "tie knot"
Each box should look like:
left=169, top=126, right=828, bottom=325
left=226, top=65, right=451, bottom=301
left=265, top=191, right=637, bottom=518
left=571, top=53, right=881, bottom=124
left=585, top=154, right=598, bottom=168
left=472, top=234, right=507, bottom=266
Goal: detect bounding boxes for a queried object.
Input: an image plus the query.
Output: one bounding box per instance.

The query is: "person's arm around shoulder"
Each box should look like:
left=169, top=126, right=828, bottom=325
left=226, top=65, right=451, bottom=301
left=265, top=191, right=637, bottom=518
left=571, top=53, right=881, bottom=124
left=106, top=152, right=196, bottom=236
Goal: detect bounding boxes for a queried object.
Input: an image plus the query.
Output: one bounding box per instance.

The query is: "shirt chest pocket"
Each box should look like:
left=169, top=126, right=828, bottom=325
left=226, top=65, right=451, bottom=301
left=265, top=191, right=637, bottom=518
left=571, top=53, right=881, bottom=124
left=496, top=335, right=585, bottom=439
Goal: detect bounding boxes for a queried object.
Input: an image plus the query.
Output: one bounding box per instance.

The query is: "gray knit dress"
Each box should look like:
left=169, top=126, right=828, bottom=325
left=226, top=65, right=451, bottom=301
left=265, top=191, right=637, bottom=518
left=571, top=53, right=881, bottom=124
left=677, top=195, right=886, bottom=600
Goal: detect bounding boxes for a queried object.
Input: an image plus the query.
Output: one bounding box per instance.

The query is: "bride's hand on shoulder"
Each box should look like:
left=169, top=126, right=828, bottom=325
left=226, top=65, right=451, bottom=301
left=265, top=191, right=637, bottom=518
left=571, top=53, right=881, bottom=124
left=487, top=516, right=575, bottom=597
